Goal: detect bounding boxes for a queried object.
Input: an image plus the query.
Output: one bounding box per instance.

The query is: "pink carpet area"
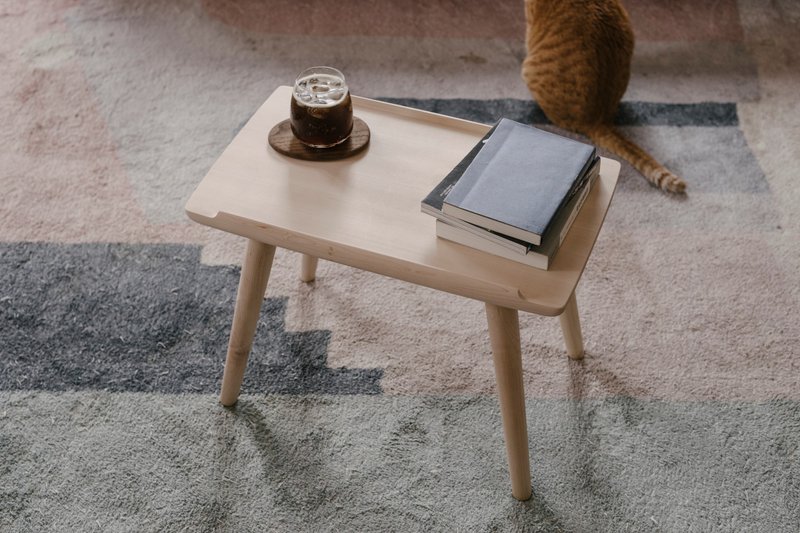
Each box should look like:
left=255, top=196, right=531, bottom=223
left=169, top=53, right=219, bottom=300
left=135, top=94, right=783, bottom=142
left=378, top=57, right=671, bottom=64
left=2, top=1, right=799, bottom=531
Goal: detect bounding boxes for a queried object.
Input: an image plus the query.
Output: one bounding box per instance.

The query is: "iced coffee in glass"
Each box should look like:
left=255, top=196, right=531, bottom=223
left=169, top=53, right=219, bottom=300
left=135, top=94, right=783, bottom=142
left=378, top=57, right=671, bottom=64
left=290, top=66, right=353, bottom=148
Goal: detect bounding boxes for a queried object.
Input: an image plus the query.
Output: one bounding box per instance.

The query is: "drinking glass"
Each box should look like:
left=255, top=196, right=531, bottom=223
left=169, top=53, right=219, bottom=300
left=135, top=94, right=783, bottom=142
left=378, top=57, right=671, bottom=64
left=290, top=66, right=353, bottom=148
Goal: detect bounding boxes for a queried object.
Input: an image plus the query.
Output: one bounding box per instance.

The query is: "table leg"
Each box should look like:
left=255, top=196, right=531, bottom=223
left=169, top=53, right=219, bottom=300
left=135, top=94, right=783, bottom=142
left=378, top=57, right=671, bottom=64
left=559, top=291, right=584, bottom=360
left=485, top=303, right=532, bottom=501
left=220, top=239, right=276, bottom=406
left=299, top=254, right=318, bottom=283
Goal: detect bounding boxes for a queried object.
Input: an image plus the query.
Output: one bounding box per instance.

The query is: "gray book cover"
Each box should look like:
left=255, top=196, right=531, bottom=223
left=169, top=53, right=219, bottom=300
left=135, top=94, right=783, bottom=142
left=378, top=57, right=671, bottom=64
left=437, top=159, right=599, bottom=269
left=442, top=118, right=596, bottom=245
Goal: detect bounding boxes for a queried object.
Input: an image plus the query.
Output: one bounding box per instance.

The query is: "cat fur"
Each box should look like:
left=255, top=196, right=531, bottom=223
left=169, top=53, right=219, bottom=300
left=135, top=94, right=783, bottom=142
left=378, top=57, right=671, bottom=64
left=521, top=0, right=687, bottom=193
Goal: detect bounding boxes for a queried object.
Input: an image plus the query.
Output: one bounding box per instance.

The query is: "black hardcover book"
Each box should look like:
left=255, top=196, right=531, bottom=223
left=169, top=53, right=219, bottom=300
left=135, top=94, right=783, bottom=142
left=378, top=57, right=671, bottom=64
left=441, top=118, right=596, bottom=246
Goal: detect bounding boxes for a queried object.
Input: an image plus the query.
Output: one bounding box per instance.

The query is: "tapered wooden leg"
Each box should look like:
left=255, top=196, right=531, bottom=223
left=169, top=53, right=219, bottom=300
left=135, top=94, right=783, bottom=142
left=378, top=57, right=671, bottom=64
left=485, top=303, right=532, bottom=501
left=559, top=292, right=584, bottom=360
left=220, top=240, right=276, bottom=406
left=299, top=254, right=318, bottom=282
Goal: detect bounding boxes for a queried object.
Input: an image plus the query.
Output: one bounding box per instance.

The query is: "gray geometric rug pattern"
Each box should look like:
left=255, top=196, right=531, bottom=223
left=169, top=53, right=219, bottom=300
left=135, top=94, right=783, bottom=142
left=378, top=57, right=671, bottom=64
left=0, top=243, right=382, bottom=395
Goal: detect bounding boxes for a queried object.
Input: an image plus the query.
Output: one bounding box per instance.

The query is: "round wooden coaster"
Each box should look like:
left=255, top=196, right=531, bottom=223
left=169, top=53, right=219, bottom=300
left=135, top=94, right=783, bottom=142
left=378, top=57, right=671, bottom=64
left=267, top=117, right=370, bottom=161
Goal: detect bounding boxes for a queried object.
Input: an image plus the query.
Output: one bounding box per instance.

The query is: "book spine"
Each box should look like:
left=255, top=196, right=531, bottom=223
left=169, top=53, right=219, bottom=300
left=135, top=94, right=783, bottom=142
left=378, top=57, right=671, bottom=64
left=557, top=163, right=598, bottom=246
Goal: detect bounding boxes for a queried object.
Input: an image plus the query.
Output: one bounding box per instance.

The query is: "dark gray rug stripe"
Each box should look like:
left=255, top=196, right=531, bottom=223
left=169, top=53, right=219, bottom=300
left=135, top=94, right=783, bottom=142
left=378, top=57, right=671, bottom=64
left=376, top=98, right=738, bottom=127
left=0, top=243, right=382, bottom=394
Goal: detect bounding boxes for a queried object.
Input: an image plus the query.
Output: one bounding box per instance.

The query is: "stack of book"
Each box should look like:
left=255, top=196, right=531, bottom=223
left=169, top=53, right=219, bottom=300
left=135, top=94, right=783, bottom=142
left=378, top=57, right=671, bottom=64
left=421, top=118, right=600, bottom=270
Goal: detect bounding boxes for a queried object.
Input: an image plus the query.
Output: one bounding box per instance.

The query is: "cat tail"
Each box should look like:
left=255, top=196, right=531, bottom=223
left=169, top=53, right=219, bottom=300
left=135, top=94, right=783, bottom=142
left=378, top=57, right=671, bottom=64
left=585, top=125, right=687, bottom=193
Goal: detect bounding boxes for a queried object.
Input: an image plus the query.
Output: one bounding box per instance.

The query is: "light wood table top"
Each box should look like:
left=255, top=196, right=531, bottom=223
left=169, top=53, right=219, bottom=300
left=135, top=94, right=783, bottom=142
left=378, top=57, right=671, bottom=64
left=186, top=86, right=619, bottom=316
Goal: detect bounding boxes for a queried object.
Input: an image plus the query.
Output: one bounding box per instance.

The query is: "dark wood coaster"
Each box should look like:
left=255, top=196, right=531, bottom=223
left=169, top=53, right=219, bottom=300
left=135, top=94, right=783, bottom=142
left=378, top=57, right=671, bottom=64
left=267, top=117, right=370, bottom=161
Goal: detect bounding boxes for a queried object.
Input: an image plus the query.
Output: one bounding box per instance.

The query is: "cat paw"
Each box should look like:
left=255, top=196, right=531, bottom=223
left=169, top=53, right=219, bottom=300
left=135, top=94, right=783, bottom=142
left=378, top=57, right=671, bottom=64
left=657, top=172, right=687, bottom=194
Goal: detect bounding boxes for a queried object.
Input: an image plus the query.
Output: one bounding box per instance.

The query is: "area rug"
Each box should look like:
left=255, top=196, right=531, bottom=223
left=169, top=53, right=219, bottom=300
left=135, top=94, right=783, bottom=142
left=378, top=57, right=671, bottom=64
left=2, top=1, right=799, bottom=531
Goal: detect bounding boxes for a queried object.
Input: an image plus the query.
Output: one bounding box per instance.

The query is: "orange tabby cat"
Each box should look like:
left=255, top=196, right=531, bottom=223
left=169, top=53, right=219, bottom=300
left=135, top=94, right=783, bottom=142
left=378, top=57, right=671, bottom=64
left=521, top=0, right=686, bottom=193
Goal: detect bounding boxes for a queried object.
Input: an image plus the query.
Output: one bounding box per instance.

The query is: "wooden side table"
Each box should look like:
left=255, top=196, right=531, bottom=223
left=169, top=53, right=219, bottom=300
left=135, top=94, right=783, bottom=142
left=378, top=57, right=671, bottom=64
left=186, top=86, right=620, bottom=500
